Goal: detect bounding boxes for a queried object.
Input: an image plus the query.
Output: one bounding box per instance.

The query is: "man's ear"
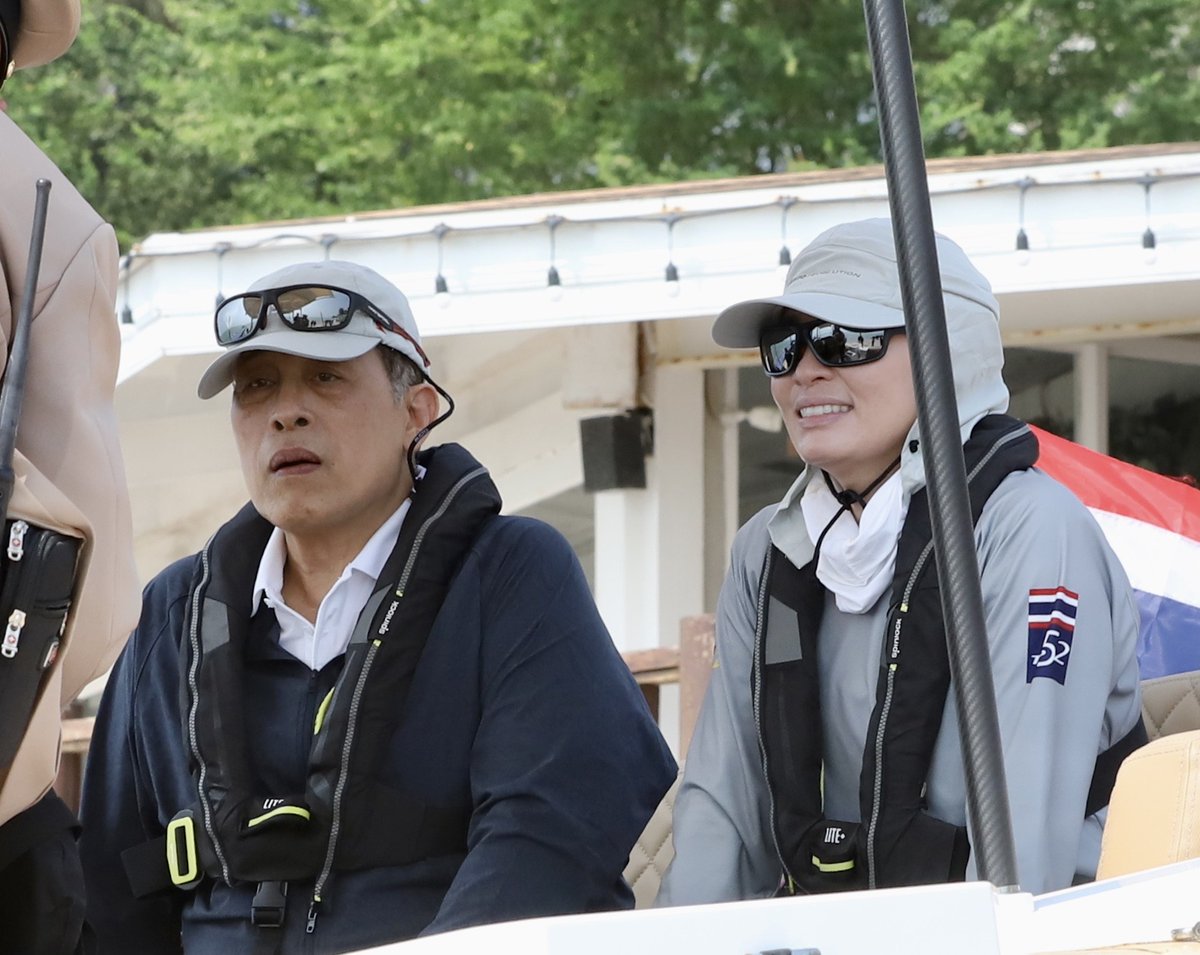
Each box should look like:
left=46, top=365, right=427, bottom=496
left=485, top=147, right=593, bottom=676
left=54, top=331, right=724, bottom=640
left=404, top=382, right=440, bottom=446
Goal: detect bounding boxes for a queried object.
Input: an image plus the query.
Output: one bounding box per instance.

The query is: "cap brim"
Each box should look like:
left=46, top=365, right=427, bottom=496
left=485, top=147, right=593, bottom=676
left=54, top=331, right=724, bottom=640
left=11, top=0, right=82, bottom=69
left=197, top=328, right=379, bottom=399
left=712, top=292, right=905, bottom=348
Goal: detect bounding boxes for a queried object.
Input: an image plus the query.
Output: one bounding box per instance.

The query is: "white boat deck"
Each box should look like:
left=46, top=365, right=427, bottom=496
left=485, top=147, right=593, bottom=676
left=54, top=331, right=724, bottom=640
left=360, top=859, right=1200, bottom=955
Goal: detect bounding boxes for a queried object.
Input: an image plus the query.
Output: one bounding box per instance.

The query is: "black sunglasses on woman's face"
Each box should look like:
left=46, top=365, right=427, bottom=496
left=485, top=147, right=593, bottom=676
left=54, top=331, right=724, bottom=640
left=759, top=321, right=900, bottom=377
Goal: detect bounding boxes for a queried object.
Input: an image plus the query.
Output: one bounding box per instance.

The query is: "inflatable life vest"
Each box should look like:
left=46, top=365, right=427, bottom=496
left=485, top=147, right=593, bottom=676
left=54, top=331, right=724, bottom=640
left=122, top=444, right=501, bottom=934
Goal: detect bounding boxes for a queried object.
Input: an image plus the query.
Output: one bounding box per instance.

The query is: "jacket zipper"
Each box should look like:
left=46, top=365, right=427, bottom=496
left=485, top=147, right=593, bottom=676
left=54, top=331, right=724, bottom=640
left=185, top=542, right=232, bottom=885
left=863, top=422, right=1029, bottom=887
left=864, top=541, right=930, bottom=888
left=307, top=466, right=488, bottom=934
left=1, top=527, right=66, bottom=662
left=751, top=547, right=798, bottom=892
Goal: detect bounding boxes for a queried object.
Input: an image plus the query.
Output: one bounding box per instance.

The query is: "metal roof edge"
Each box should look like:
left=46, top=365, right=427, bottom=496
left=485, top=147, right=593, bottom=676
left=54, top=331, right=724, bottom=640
left=134, top=142, right=1200, bottom=245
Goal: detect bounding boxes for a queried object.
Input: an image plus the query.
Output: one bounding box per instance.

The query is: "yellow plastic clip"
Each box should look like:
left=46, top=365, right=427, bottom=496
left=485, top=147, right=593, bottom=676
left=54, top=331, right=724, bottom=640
left=811, top=855, right=856, bottom=873
left=166, top=814, right=200, bottom=887
left=245, top=804, right=312, bottom=829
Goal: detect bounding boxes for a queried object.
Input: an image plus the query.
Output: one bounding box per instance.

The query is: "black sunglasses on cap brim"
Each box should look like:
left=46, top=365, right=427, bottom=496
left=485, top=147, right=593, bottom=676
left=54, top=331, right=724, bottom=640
left=759, top=321, right=900, bottom=377
left=214, top=283, right=429, bottom=365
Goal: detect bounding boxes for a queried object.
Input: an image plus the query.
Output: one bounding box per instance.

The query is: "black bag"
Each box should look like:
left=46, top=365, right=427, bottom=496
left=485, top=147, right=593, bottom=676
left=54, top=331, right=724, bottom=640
left=0, top=519, right=81, bottom=772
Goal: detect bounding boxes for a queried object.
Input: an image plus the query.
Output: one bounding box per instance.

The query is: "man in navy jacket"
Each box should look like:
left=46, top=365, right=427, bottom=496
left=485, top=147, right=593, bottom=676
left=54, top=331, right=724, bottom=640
left=80, top=260, right=676, bottom=953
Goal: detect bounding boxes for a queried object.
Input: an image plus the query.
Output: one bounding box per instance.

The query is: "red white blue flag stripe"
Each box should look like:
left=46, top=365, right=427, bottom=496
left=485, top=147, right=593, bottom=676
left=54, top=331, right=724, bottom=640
left=1033, top=426, right=1200, bottom=680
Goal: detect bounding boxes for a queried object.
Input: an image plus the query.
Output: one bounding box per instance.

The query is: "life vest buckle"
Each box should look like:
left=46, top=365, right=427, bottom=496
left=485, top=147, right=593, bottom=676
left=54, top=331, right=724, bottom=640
left=251, top=880, right=288, bottom=928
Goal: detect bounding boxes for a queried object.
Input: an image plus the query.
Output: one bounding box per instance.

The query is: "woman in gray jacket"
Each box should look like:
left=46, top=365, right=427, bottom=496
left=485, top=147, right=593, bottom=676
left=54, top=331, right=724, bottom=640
left=659, top=218, right=1143, bottom=902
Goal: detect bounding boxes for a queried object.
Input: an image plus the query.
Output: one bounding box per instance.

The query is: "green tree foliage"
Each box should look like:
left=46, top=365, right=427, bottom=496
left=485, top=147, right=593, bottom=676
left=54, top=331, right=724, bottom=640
left=916, top=0, right=1200, bottom=154
left=4, top=2, right=230, bottom=248
left=3, top=0, right=1198, bottom=246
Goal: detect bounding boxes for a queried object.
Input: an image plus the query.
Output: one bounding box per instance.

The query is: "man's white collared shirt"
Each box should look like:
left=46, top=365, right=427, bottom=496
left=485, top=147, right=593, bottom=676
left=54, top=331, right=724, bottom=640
left=251, top=500, right=411, bottom=671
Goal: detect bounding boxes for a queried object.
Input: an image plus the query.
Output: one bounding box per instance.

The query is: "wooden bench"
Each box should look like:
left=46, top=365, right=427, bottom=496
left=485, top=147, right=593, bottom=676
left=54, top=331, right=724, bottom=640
left=617, top=614, right=716, bottom=761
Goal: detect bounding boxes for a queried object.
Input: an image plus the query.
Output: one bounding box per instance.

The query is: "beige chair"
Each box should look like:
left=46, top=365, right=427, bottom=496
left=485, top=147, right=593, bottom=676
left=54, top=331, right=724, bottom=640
left=1140, top=671, right=1200, bottom=740
left=1096, top=670, right=1200, bottom=880
left=1097, top=728, right=1200, bottom=880
left=1097, top=670, right=1200, bottom=880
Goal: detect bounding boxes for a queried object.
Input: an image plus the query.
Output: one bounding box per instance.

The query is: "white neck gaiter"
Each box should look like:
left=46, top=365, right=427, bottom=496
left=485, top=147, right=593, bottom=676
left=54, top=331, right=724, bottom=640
left=800, top=470, right=907, bottom=614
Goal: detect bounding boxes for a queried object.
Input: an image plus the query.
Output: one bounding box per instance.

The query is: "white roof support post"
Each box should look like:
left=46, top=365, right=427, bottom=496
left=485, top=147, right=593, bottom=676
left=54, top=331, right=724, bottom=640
left=704, top=367, right=740, bottom=611
left=591, top=364, right=705, bottom=754
left=593, top=486, right=657, bottom=660
left=652, top=364, right=706, bottom=645
left=1073, top=342, right=1110, bottom=454
left=592, top=363, right=706, bottom=652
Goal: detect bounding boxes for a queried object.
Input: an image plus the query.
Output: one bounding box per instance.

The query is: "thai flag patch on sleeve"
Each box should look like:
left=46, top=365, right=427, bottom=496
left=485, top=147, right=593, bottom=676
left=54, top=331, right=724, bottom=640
left=1027, top=586, right=1078, bottom=685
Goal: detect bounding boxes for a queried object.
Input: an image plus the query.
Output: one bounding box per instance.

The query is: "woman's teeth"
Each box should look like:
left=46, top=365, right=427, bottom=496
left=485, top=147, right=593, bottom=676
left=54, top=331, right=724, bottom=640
left=799, top=404, right=851, bottom=418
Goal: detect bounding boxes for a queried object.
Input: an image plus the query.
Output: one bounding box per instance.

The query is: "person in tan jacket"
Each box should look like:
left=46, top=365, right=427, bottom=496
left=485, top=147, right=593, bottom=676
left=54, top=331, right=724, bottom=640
left=0, top=0, right=140, bottom=950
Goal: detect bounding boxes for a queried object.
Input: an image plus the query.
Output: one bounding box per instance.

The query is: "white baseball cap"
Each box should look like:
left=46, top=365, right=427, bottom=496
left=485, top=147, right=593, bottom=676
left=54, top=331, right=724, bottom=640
left=198, top=260, right=430, bottom=400
left=712, top=218, right=999, bottom=346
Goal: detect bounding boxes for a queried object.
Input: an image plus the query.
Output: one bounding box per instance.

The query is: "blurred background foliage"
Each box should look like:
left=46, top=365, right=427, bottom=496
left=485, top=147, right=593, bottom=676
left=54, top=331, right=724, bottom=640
left=4, top=0, right=1199, bottom=248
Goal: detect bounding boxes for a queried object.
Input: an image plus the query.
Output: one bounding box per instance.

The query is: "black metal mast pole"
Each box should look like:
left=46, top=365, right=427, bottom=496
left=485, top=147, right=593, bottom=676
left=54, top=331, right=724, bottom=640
left=0, top=178, right=52, bottom=521
left=860, top=0, right=1020, bottom=890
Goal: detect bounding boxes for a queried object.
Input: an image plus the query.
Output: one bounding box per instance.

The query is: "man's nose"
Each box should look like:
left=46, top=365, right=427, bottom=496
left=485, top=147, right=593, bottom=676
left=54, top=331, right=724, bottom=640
left=272, top=411, right=310, bottom=431
left=269, top=379, right=310, bottom=431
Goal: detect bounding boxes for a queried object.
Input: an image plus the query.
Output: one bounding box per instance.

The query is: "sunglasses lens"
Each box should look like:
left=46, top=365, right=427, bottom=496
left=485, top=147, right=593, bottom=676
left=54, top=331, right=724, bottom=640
left=760, top=326, right=800, bottom=376
left=809, top=323, right=889, bottom=366
left=215, top=295, right=263, bottom=345
left=275, top=287, right=353, bottom=330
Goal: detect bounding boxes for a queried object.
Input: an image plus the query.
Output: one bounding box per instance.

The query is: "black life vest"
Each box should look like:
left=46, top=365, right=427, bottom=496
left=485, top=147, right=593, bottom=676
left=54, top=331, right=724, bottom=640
left=755, top=415, right=1145, bottom=894
left=122, top=443, right=501, bottom=927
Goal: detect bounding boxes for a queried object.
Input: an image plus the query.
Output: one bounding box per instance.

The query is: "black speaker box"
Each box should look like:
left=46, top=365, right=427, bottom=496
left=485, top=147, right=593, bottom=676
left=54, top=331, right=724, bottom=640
left=580, top=411, right=650, bottom=491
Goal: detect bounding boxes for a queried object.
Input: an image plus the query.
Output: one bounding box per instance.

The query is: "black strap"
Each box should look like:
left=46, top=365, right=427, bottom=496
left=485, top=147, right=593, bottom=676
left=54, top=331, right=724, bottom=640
left=120, top=835, right=172, bottom=899
left=122, top=795, right=469, bottom=899
left=948, top=824, right=970, bottom=881
left=250, top=883, right=287, bottom=955
left=1086, top=717, right=1149, bottom=817
left=0, top=0, right=23, bottom=53
left=0, top=789, right=78, bottom=872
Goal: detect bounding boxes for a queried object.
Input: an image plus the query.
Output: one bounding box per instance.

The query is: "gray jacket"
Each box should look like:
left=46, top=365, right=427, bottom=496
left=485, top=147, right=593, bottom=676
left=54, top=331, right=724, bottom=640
left=660, top=299, right=1142, bottom=901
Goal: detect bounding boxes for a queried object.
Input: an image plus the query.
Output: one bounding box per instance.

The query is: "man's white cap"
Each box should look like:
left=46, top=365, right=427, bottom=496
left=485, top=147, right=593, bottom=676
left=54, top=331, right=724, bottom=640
left=198, top=260, right=430, bottom=400
left=9, top=0, right=81, bottom=70
left=712, top=218, right=999, bottom=345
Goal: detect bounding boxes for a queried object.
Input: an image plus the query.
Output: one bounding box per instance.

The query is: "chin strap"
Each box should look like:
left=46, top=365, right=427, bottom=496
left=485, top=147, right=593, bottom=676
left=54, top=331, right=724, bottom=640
left=812, top=455, right=903, bottom=558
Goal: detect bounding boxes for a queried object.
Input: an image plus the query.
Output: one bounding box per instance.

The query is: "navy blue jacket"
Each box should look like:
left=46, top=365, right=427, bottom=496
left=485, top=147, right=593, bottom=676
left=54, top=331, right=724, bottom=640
left=80, top=514, right=676, bottom=954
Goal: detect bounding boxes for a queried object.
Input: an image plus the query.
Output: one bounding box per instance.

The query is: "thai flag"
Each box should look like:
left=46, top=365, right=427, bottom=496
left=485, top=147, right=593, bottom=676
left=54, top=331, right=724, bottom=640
left=1032, top=425, right=1200, bottom=680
